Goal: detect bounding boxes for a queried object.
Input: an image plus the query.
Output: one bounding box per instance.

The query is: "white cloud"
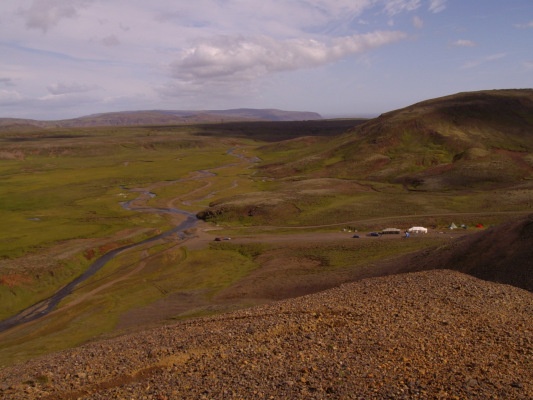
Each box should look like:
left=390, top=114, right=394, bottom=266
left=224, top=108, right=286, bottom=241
left=20, top=0, right=93, bottom=33
left=384, top=0, right=421, bottom=16
left=46, top=82, right=99, bottom=95
left=0, top=89, right=23, bottom=105
left=486, top=53, right=506, bottom=61
left=170, top=31, right=408, bottom=84
left=524, top=61, right=533, bottom=70
left=4, top=0, right=529, bottom=120
left=160, top=29, right=409, bottom=106
left=514, top=21, right=533, bottom=29
left=151, top=0, right=379, bottom=38
left=413, top=16, right=424, bottom=29
left=460, top=53, right=506, bottom=70
left=428, top=0, right=447, bottom=13
left=450, top=39, right=477, bottom=48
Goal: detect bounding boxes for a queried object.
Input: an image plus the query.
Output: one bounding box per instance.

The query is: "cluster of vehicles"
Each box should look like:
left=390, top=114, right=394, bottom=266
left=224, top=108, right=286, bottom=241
left=351, top=232, right=380, bottom=238
left=352, top=228, right=422, bottom=238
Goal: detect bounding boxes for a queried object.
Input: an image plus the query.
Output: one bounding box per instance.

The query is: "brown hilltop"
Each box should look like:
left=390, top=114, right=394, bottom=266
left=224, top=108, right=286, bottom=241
left=0, top=269, right=531, bottom=399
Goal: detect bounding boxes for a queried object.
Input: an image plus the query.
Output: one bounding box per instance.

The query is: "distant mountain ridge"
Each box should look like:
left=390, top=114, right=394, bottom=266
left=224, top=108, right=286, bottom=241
left=153, top=108, right=322, bottom=121
left=0, top=108, right=322, bottom=128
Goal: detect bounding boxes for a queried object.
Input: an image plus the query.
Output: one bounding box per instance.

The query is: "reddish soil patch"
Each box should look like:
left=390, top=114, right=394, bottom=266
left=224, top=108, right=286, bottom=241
left=0, top=274, right=33, bottom=288
left=83, top=249, right=96, bottom=260
left=84, top=242, right=124, bottom=261
left=494, top=148, right=533, bottom=173
left=98, top=242, right=122, bottom=254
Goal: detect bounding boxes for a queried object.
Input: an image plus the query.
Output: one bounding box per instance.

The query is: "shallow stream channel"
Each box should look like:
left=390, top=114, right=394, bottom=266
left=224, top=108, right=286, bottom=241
left=0, top=147, right=256, bottom=333
left=0, top=190, right=198, bottom=333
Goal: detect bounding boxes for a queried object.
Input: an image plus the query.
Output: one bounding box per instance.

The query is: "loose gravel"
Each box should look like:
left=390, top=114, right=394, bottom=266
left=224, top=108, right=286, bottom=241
left=0, top=269, right=532, bottom=399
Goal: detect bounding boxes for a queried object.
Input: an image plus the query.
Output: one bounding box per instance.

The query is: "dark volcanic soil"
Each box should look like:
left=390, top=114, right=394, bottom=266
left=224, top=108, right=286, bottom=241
left=0, top=270, right=531, bottom=399
left=393, top=213, right=533, bottom=292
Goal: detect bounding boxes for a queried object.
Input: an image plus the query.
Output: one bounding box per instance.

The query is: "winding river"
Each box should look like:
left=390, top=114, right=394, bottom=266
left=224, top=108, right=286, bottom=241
left=0, top=147, right=256, bottom=333
left=0, top=195, right=198, bottom=333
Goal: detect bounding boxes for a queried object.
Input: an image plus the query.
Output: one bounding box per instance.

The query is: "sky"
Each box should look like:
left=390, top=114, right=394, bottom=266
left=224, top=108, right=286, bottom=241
left=0, top=0, right=532, bottom=120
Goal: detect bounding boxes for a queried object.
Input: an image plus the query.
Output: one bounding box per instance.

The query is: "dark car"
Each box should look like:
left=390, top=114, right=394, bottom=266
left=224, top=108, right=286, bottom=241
left=352, top=234, right=360, bottom=238
left=214, top=237, right=222, bottom=241
left=369, top=232, right=380, bottom=237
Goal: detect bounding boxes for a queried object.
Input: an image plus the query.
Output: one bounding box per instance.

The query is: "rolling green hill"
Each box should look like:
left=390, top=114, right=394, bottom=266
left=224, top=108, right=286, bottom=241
left=259, top=89, right=533, bottom=189
left=199, top=89, right=533, bottom=226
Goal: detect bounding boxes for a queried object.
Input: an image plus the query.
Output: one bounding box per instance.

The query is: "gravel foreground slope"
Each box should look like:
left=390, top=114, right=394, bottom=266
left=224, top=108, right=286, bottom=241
left=1, top=270, right=532, bottom=400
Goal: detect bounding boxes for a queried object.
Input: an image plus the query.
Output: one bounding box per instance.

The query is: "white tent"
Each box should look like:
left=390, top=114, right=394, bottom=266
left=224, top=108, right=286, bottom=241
left=408, top=226, right=428, bottom=234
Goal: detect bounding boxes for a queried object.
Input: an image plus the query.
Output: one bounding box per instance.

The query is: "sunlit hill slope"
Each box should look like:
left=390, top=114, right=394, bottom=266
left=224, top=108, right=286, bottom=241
left=260, top=89, right=533, bottom=190
left=198, top=89, right=533, bottom=226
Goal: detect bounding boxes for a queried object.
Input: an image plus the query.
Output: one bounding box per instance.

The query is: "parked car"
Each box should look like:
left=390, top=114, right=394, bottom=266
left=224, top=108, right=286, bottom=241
left=214, top=237, right=222, bottom=241
left=223, top=237, right=231, bottom=240
left=369, top=232, right=380, bottom=237
left=352, top=234, right=360, bottom=238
